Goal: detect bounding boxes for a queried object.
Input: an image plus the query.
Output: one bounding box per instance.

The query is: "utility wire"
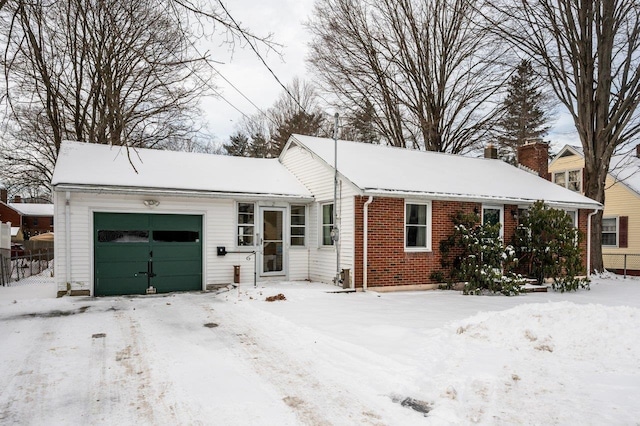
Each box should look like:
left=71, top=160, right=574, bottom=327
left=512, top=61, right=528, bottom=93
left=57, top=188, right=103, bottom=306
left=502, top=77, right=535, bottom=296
left=215, top=0, right=309, bottom=115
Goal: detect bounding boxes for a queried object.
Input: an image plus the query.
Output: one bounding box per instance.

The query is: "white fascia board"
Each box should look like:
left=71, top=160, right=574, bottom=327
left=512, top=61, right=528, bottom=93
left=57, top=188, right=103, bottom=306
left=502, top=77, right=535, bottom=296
left=361, top=188, right=602, bottom=210
left=52, top=184, right=315, bottom=203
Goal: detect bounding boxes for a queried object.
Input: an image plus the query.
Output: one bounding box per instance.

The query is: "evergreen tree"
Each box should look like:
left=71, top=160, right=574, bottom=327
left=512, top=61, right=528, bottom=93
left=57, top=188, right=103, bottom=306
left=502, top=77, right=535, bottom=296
left=249, top=133, right=270, bottom=158
left=496, top=60, right=552, bottom=161
left=342, top=99, right=380, bottom=144
left=223, top=132, right=250, bottom=157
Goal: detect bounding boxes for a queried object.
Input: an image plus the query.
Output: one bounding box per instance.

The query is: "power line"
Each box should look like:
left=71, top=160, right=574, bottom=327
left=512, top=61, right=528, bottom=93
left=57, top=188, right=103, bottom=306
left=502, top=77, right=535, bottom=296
left=215, top=0, right=309, bottom=115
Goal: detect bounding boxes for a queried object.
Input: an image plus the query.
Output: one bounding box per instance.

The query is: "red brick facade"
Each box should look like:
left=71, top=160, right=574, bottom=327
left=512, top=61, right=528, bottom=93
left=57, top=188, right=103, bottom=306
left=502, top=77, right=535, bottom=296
left=354, top=196, right=590, bottom=288
left=0, top=203, right=54, bottom=239
left=0, top=203, right=21, bottom=227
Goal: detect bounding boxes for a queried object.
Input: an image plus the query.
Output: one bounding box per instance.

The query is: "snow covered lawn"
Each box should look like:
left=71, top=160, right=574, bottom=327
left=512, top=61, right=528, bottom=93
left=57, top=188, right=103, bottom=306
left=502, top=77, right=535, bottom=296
left=1, top=274, right=639, bottom=424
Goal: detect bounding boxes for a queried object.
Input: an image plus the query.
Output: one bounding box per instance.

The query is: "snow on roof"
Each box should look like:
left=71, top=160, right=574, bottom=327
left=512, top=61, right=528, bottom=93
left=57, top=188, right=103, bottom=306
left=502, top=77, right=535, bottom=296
left=609, top=153, right=640, bottom=195
left=10, top=227, right=20, bottom=237
left=52, top=141, right=312, bottom=199
left=8, top=203, right=54, bottom=216
left=289, top=135, right=602, bottom=209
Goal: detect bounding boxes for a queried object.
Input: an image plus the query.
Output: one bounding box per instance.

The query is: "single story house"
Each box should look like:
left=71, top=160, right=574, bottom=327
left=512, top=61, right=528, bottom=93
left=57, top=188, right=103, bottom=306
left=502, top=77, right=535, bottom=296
left=52, top=137, right=601, bottom=297
left=549, top=144, right=640, bottom=275
left=0, top=190, right=54, bottom=241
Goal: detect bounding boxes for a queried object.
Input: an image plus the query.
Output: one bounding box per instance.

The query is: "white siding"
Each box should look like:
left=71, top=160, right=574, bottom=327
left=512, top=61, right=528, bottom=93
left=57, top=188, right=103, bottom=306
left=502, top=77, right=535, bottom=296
left=53, top=191, right=310, bottom=295
left=281, top=144, right=359, bottom=285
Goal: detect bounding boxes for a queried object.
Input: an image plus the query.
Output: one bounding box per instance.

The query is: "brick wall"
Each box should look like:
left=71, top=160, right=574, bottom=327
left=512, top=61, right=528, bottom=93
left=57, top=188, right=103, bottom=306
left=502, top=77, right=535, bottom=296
left=353, top=196, right=592, bottom=288
left=354, top=197, right=482, bottom=288
left=578, top=209, right=589, bottom=271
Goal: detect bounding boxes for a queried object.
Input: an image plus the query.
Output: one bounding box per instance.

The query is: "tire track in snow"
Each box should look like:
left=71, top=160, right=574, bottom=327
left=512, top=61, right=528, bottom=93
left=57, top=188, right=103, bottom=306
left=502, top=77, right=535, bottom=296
left=200, top=300, right=390, bottom=426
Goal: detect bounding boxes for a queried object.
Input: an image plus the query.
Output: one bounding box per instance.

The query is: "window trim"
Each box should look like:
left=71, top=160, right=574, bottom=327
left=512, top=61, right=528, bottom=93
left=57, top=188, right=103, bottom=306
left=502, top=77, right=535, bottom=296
left=553, top=169, right=582, bottom=193
left=602, top=216, right=618, bottom=247
left=290, top=204, right=307, bottom=248
left=236, top=201, right=256, bottom=248
left=482, top=204, right=504, bottom=238
left=319, top=202, right=334, bottom=247
left=404, top=200, right=432, bottom=252
left=563, top=209, right=578, bottom=228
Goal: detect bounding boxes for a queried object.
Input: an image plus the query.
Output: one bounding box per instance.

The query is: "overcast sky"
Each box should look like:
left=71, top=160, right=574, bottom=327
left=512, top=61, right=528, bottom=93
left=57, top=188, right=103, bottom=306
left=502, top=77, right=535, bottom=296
left=203, top=0, right=580, bottom=153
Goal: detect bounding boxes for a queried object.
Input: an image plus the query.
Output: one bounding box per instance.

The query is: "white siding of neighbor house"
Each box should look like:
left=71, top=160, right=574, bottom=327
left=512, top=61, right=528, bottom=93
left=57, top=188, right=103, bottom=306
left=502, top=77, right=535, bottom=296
left=53, top=191, right=309, bottom=295
left=280, top=144, right=359, bottom=285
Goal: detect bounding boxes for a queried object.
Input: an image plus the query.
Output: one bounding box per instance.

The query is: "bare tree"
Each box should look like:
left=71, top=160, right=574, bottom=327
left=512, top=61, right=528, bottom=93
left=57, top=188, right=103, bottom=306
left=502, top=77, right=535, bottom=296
left=227, top=78, right=328, bottom=158
left=0, top=0, right=279, bottom=197
left=485, top=0, right=640, bottom=272
left=307, top=0, right=507, bottom=153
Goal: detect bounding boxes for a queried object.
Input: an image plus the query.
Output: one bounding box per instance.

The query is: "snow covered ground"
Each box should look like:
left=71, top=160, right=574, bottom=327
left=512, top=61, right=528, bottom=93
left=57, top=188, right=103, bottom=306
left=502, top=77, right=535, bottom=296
left=1, top=273, right=639, bottom=425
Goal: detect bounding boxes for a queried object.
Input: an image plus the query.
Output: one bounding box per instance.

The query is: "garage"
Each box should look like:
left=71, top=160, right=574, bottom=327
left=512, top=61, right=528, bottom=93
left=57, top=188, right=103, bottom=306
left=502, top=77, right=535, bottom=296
left=94, top=213, right=202, bottom=296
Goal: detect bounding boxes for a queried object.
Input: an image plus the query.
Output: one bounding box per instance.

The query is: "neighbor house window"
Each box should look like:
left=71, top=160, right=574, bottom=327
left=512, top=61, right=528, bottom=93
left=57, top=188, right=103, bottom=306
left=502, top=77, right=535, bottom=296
left=405, top=202, right=431, bottom=250
left=567, top=170, right=581, bottom=192
left=602, top=217, right=617, bottom=247
left=290, top=205, right=306, bottom=246
left=553, top=172, right=566, bottom=188
left=553, top=169, right=582, bottom=192
left=321, top=203, right=334, bottom=246
left=482, top=205, right=504, bottom=237
left=237, top=202, right=255, bottom=246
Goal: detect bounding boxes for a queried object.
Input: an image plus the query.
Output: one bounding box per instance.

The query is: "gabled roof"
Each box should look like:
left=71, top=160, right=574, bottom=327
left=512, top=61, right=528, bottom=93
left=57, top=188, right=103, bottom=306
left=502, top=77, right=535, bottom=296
left=7, top=203, right=54, bottom=216
left=52, top=141, right=312, bottom=200
left=551, top=144, right=640, bottom=197
left=286, top=135, right=602, bottom=209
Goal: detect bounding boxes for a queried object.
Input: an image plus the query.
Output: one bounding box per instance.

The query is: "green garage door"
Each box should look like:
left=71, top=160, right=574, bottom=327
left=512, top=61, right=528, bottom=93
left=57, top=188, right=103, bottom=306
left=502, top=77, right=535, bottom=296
left=94, top=213, right=202, bottom=296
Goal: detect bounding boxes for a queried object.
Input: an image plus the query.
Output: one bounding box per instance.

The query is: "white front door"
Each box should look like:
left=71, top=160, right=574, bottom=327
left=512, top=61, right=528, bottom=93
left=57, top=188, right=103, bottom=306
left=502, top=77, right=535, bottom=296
left=259, top=207, right=286, bottom=276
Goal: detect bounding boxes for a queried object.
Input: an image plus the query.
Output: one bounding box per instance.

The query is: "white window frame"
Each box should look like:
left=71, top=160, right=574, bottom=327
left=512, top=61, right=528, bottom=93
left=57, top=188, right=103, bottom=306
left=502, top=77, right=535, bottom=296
left=319, top=202, right=334, bottom=247
left=482, top=204, right=504, bottom=238
left=236, top=201, right=256, bottom=248
left=553, top=169, right=582, bottom=193
left=404, top=201, right=432, bottom=252
left=602, top=216, right=618, bottom=247
left=290, top=204, right=306, bottom=248
left=563, top=209, right=578, bottom=228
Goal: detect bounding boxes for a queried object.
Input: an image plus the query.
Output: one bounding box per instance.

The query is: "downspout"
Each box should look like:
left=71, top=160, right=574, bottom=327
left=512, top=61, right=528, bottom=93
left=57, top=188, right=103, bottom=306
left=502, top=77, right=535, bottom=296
left=362, top=196, right=374, bottom=291
left=586, top=209, right=598, bottom=277
left=65, top=191, right=71, bottom=291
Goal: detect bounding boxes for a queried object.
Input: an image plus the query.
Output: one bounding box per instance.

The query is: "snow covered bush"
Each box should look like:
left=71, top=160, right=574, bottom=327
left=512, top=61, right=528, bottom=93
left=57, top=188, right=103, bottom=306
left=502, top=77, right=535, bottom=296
left=514, top=201, right=589, bottom=292
left=439, top=212, right=525, bottom=296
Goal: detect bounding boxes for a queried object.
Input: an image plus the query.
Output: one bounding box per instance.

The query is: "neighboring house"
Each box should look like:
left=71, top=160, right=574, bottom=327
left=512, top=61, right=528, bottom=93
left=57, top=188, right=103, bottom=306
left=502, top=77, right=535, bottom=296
left=51, top=138, right=601, bottom=297
left=549, top=144, right=640, bottom=275
left=0, top=190, right=54, bottom=241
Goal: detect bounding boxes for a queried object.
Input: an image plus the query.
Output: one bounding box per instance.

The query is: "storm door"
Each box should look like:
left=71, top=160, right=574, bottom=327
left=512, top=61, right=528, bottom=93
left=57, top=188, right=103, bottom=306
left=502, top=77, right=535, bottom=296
left=259, top=208, right=285, bottom=276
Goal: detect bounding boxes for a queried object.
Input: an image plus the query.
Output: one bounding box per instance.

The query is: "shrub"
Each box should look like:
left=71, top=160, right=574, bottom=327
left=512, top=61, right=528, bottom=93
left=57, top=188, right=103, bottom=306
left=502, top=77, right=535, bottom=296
left=439, top=211, right=525, bottom=296
left=514, top=201, right=589, bottom=292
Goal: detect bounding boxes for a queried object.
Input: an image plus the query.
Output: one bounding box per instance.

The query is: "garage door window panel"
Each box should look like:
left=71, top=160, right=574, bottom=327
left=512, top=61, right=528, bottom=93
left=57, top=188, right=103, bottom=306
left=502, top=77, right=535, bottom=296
left=98, top=230, right=149, bottom=243
left=153, top=230, right=199, bottom=243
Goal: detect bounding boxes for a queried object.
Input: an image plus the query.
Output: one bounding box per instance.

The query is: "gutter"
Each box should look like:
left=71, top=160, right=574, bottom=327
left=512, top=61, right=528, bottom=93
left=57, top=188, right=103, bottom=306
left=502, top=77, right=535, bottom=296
left=360, top=189, right=601, bottom=211
left=362, top=196, right=374, bottom=291
left=52, top=184, right=314, bottom=203
left=587, top=209, right=599, bottom=277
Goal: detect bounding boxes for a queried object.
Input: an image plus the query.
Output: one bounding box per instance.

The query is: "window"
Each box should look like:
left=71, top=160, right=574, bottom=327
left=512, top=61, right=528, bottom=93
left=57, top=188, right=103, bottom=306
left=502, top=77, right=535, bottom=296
left=564, top=210, right=578, bottom=228
left=237, top=203, right=255, bottom=246
left=33, top=217, right=38, bottom=226
left=290, top=205, right=306, bottom=246
left=553, top=172, right=566, bottom=188
left=482, top=205, right=503, bottom=237
left=568, top=170, right=581, bottom=192
left=602, top=217, right=617, bottom=247
left=405, top=202, right=430, bottom=250
left=553, top=169, right=582, bottom=192
left=321, top=203, right=334, bottom=246
left=98, top=230, right=149, bottom=243
left=153, top=230, right=199, bottom=243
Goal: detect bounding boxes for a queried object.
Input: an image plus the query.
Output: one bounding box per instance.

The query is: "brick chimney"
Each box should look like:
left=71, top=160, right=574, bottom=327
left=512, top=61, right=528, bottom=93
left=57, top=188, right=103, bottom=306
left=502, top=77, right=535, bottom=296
left=13, top=195, right=21, bottom=203
left=517, top=141, right=550, bottom=180
left=484, top=143, right=498, bottom=159
left=0, top=188, right=6, bottom=204
left=636, top=143, right=640, bottom=158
